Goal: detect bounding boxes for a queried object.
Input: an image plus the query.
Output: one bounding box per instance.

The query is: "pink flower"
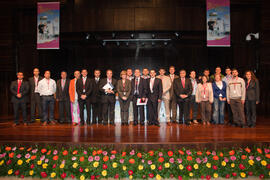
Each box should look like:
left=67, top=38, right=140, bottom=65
left=264, top=148, right=270, bottom=154
left=72, top=156, right=77, bottom=161
left=45, top=159, right=49, bottom=163
left=249, top=156, right=254, bottom=160
left=25, top=153, right=30, bottom=159
left=158, top=152, right=163, bottom=157
left=16, top=154, right=22, bottom=159
left=212, top=151, right=216, bottom=156
left=0, top=153, right=7, bottom=158
left=177, top=158, right=182, bottom=164
left=147, top=160, right=152, bottom=165
left=169, top=158, right=175, bottom=163
left=196, top=158, right=202, bottom=164
left=256, top=156, right=261, bottom=161
left=32, top=149, right=38, bottom=154
left=224, top=157, right=229, bottom=163
left=120, top=159, right=125, bottom=164
left=202, top=157, right=208, bottom=163
left=83, top=151, right=87, bottom=155
left=230, top=156, right=236, bottom=161
left=102, top=151, right=108, bottom=156
left=94, top=156, right=100, bottom=161
left=12, top=147, right=17, bottom=151
left=110, top=155, right=115, bottom=160
left=53, top=150, right=58, bottom=155
left=186, top=150, right=191, bottom=155
left=88, top=156, right=93, bottom=162
left=141, top=159, right=145, bottom=163
left=40, top=155, right=45, bottom=161
left=130, top=150, right=135, bottom=155
left=61, top=160, right=66, bottom=164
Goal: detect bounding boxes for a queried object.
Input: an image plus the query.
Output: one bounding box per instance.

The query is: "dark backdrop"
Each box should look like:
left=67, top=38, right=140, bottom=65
left=0, top=0, right=269, bottom=118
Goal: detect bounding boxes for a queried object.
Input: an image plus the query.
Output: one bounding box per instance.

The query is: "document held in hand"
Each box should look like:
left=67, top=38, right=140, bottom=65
left=136, top=98, right=148, bottom=106
left=103, top=83, right=114, bottom=90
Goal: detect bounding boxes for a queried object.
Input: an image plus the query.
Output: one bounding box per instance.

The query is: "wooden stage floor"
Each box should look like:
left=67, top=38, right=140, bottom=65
left=0, top=117, right=269, bottom=149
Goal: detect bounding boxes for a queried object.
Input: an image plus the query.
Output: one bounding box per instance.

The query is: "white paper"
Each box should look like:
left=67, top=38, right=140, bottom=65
left=103, top=83, right=113, bottom=90
left=136, top=98, right=148, bottom=106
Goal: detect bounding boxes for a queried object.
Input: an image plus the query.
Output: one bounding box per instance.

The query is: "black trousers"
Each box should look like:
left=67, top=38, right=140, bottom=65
left=132, top=96, right=145, bottom=123
left=30, top=93, right=42, bottom=121
left=13, top=102, right=27, bottom=124
left=102, top=96, right=116, bottom=123
left=147, top=99, right=158, bottom=124
left=78, top=99, right=90, bottom=124
left=59, top=100, right=71, bottom=123
left=90, top=102, right=102, bottom=123
left=226, top=102, right=233, bottom=124
left=245, top=100, right=257, bottom=126
left=119, top=98, right=131, bottom=123
left=176, top=98, right=190, bottom=124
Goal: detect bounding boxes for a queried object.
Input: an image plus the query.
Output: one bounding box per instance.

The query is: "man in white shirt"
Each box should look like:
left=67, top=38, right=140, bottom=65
left=38, top=70, right=56, bottom=126
left=222, top=67, right=233, bottom=125
left=157, top=68, right=172, bottom=125
left=168, top=66, right=179, bottom=123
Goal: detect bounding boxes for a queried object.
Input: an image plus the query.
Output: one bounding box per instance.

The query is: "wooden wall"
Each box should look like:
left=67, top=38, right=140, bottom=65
left=0, top=0, right=269, bottom=118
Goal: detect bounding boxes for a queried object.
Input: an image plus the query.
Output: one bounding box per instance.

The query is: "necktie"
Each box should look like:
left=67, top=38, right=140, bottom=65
left=181, top=78, right=185, bottom=88
left=17, top=80, right=22, bottom=94
left=135, top=78, right=138, bottom=95
left=61, top=79, right=65, bottom=90
left=150, top=78, right=154, bottom=92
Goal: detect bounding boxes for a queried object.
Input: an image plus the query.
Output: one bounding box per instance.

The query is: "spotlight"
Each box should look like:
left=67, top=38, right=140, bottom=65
left=85, top=33, right=90, bottom=40
left=102, top=41, right=106, bottom=46
left=246, top=32, right=259, bottom=41
left=116, top=41, right=120, bottom=46
left=130, top=33, right=134, bottom=39
left=164, top=41, right=168, bottom=46
left=151, top=42, right=155, bottom=46
left=112, top=33, right=116, bottom=39
left=141, top=42, right=145, bottom=46
left=125, top=42, right=129, bottom=47
left=152, top=34, right=156, bottom=39
left=175, top=32, right=179, bottom=37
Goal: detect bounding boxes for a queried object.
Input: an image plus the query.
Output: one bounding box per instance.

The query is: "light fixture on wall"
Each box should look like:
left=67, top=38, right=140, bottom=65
left=246, top=32, right=259, bottom=41
left=85, top=33, right=90, bottom=40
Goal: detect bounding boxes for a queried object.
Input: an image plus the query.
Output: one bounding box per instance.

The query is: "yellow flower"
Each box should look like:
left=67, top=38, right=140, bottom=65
left=189, top=173, right=194, bottom=177
left=206, top=162, right=211, bottom=168
left=0, top=160, right=4, bottom=166
left=60, top=163, right=65, bottom=169
left=221, top=161, right=226, bottom=166
left=51, top=172, right=56, bottom=178
left=261, top=160, right=267, bottom=166
left=102, top=170, right=107, bottom=176
left=112, top=162, right=118, bottom=168
left=73, top=162, right=78, bottom=168
left=26, top=159, right=31, bottom=163
left=194, top=164, right=199, bottom=169
left=179, top=164, right=184, bottom=170
left=80, top=175, right=85, bottom=180
left=8, top=169, right=13, bottom=175
left=150, top=164, right=156, bottom=170
left=231, top=163, right=235, bottom=168
left=29, top=170, right=34, bottom=176
left=93, top=161, right=99, bottom=168
left=164, top=163, right=170, bottom=168
left=37, top=160, right=42, bottom=165
left=240, top=172, right=246, bottom=178
left=213, top=173, right=219, bottom=178
left=129, top=175, right=133, bottom=179
left=17, top=159, right=23, bottom=165
left=123, top=165, right=127, bottom=171
left=248, top=160, right=254, bottom=166
left=156, top=174, right=162, bottom=180
left=85, top=168, right=89, bottom=172
left=42, top=163, right=48, bottom=169
left=138, top=165, right=144, bottom=170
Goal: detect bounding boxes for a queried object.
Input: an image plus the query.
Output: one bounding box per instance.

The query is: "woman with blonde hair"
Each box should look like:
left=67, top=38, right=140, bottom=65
left=117, top=70, right=132, bottom=125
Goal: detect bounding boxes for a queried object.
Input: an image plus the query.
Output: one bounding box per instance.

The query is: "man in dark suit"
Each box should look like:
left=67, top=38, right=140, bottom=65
left=10, top=72, right=29, bottom=126
left=173, top=69, right=193, bottom=125
left=28, top=68, right=43, bottom=123
left=90, top=69, right=102, bottom=124
left=99, top=69, right=117, bottom=125
left=56, top=71, right=71, bottom=123
left=146, top=69, right=163, bottom=126
left=76, top=69, right=92, bottom=125
left=131, top=69, right=147, bottom=125
left=168, top=66, right=179, bottom=123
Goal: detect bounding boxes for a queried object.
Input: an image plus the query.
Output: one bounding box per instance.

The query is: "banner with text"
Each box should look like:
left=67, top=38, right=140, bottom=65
left=37, top=2, right=60, bottom=49
left=207, top=0, right=230, bottom=47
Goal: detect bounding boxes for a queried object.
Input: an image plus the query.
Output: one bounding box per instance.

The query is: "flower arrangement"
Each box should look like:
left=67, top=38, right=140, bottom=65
left=0, top=145, right=269, bottom=179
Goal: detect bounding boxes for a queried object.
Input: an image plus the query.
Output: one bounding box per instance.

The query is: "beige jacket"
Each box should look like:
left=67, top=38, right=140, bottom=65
left=195, top=83, right=213, bottom=103
left=157, top=75, right=172, bottom=100
left=168, top=74, right=179, bottom=99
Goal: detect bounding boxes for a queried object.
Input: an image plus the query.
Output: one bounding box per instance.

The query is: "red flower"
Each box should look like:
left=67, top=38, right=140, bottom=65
left=149, top=173, right=154, bottom=178
left=91, top=175, right=95, bottom=180
left=128, top=170, right=133, bottom=175
left=206, top=151, right=211, bottom=155
left=267, top=164, right=270, bottom=169
left=170, top=174, right=174, bottom=178
left=41, top=172, right=47, bottom=178
left=158, top=157, right=164, bottom=163
left=72, top=150, right=78, bottom=155
left=178, top=150, right=184, bottom=155
left=92, top=150, right=97, bottom=156
left=53, top=155, right=58, bottom=161
left=241, top=155, right=247, bottom=160
left=186, top=165, right=192, bottom=171
left=41, top=149, right=47, bottom=154
left=103, top=164, right=108, bottom=169
left=232, top=172, right=237, bottom=177
left=14, top=170, right=20, bottom=176
left=62, top=150, right=68, bottom=156
left=111, top=150, right=117, bottom=154
left=187, top=156, right=192, bottom=161
left=257, top=148, right=263, bottom=154
left=97, top=149, right=103, bottom=154
left=245, top=147, right=251, bottom=153
left=80, top=156, right=85, bottom=162
left=137, top=153, right=142, bottom=158
left=225, top=174, right=230, bottom=178
left=122, top=151, right=127, bottom=157
left=239, top=164, right=245, bottom=170
left=200, top=175, right=204, bottom=179
left=30, top=164, right=35, bottom=169
left=197, top=151, right=203, bottom=156
left=148, top=150, right=154, bottom=156
left=103, top=156, right=109, bottom=162
left=213, top=165, right=218, bottom=170
left=61, top=172, right=67, bottom=179
left=70, top=175, right=75, bottom=179
left=178, top=176, right=182, bottom=180
left=52, top=164, right=56, bottom=168
left=248, top=172, right=253, bottom=176
left=259, top=174, right=264, bottom=179
left=206, top=175, right=211, bottom=180
left=114, top=174, right=119, bottom=179
left=21, top=175, right=24, bottom=179
left=9, top=153, right=14, bottom=158
left=79, top=167, right=84, bottom=172
left=168, top=151, right=173, bottom=157
left=213, top=155, right=219, bottom=160
left=5, top=147, right=11, bottom=151
left=158, top=165, right=163, bottom=170
left=142, top=175, right=146, bottom=179
left=96, top=175, right=100, bottom=179
left=129, top=158, right=135, bottom=164
left=46, top=150, right=51, bottom=155
left=6, top=159, right=12, bottom=165
left=219, top=152, right=224, bottom=157
left=229, top=150, right=235, bottom=156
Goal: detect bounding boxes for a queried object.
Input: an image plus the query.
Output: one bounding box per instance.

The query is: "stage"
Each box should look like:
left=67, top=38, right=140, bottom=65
left=0, top=117, right=269, bottom=150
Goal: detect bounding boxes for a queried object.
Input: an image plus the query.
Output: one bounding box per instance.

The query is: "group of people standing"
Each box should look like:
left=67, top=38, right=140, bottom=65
left=10, top=66, right=259, bottom=128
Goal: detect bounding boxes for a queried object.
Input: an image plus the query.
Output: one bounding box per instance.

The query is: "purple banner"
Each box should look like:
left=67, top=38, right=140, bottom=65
left=37, top=2, right=60, bottom=49
left=207, top=0, right=230, bottom=47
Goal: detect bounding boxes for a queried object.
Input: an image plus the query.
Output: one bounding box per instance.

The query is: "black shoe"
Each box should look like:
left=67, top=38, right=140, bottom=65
left=103, top=122, right=108, bottom=125
left=110, top=122, right=115, bottom=126
left=133, top=121, right=138, bottom=126
left=140, top=122, right=145, bottom=126
left=154, top=122, right=160, bottom=127
left=241, top=125, right=247, bottom=128
left=147, top=122, right=153, bottom=126
left=178, top=121, right=183, bottom=124
left=92, top=121, right=97, bottom=124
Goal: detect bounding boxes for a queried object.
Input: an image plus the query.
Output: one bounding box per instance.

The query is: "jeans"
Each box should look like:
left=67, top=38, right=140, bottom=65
left=41, top=96, right=55, bottom=122
left=212, top=98, right=225, bottom=124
